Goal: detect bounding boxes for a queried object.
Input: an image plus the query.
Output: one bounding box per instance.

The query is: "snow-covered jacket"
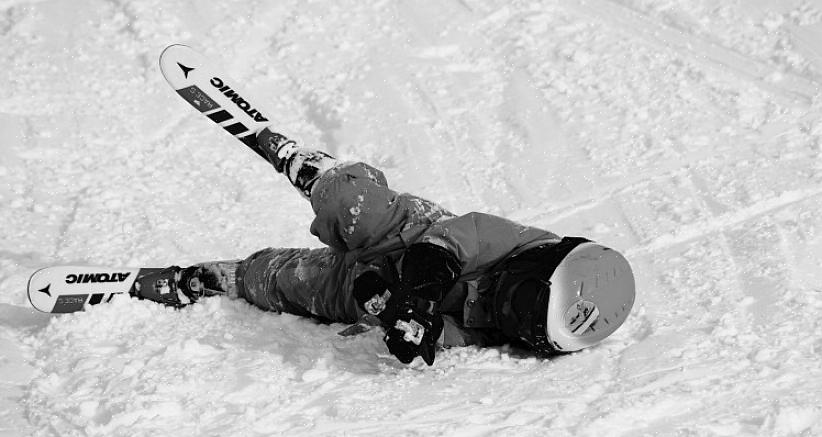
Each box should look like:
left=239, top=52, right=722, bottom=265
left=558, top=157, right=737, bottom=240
left=307, top=162, right=559, bottom=335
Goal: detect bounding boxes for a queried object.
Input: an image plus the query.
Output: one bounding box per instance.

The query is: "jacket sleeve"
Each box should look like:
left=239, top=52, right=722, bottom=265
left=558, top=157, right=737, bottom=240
left=408, top=212, right=560, bottom=277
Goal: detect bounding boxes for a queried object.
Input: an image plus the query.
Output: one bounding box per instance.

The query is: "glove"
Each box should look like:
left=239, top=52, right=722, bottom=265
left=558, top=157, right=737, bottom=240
left=339, top=271, right=396, bottom=337
left=401, top=243, right=462, bottom=302
left=352, top=269, right=445, bottom=365
left=352, top=271, right=400, bottom=324
left=383, top=298, right=444, bottom=365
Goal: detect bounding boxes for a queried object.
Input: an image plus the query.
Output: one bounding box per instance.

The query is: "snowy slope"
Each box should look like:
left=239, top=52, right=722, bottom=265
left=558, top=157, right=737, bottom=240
left=1, top=0, right=821, bottom=436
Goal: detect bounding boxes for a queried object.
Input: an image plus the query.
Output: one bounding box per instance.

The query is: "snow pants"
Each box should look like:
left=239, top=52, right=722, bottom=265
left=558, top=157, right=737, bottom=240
left=236, top=246, right=350, bottom=322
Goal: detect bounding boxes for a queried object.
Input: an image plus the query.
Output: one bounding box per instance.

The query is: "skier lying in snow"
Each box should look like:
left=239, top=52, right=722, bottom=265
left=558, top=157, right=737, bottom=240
left=134, top=128, right=636, bottom=365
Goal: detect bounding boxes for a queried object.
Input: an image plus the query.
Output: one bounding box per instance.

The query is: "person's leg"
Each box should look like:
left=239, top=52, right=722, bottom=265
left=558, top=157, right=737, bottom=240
left=256, top=127, right=454, bottom=253
left=235, top=246, right=360, bottom=323
left=132, top=248, right=360, bottom=323
left=256, top=128, right=339, bottom=199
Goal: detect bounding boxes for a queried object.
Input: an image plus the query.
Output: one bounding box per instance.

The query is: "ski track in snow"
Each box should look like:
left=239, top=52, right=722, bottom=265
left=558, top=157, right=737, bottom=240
left=1, top=0, right=821, bottom=436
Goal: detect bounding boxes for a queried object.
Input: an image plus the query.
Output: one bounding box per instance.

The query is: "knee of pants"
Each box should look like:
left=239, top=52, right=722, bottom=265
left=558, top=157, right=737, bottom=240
left=238, top=247, right=324, bottom=315
left=237, top=246, right=345, bottom=320
left=311, top=162, right=389, bottom=197
left=237, top=248, right=288, bottom=313
left=308, top=162, right=401, bottom=251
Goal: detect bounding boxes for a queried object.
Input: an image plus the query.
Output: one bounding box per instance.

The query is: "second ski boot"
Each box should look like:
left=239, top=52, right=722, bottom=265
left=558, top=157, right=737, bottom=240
left=132, top=262, right=238, bottom=308
left=256, top=127, right=338, bottom=198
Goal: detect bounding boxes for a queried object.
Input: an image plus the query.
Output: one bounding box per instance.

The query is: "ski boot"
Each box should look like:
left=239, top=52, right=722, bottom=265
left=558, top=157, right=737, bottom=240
left=132, top=262, right=239, bottom=308
left=256, top=127, right=338, bottom=198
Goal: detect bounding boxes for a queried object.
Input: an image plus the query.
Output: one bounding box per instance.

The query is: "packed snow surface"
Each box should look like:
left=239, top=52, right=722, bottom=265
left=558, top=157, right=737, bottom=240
left=2, top=0, right=822, bottom=436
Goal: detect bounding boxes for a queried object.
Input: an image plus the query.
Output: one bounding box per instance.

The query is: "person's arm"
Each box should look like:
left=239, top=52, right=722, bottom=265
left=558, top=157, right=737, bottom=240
left=365, top=213, right=558, bottom=365
left=403, top=212, right=559, bottom=283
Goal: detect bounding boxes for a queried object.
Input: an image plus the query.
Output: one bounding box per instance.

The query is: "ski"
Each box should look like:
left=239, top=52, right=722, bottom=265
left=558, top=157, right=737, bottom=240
left=27, top=266, right=163, bottom=313
left=28, top=45, right=289, bottom=314
left=159, top=44, right=281, bottom=161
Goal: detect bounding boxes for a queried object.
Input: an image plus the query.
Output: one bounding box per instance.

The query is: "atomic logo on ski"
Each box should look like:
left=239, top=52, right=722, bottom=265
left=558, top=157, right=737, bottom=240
left=65, top=272, right=132, bottom=284
left=178, top=62, right=195, bottom=78
left=38, top=284, right=51, bottom=297
left=209, top=77, right=270, bottom=122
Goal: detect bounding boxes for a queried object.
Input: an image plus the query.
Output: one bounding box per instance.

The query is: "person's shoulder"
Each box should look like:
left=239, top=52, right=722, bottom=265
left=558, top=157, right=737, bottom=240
left=450, top=211, right=516, bottom=224
left=325, top=162, right=388, bottom=186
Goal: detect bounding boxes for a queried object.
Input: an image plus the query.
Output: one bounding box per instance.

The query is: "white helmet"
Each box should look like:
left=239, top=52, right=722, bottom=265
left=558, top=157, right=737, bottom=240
left=492, top=239, right=635, bottom=354
left=545, top=242, right=635, bottom=352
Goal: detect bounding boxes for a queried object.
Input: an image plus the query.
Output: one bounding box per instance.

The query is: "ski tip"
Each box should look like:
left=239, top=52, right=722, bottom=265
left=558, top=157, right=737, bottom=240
left=26, top=267, right=52, bottom=313
left=158, top=44, right=197, bottom=73
left=161, top=43, right=191, bottom=54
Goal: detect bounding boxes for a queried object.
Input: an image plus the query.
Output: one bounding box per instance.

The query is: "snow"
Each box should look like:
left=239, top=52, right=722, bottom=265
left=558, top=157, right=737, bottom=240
left=1, top=0, right=822, bottom=435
